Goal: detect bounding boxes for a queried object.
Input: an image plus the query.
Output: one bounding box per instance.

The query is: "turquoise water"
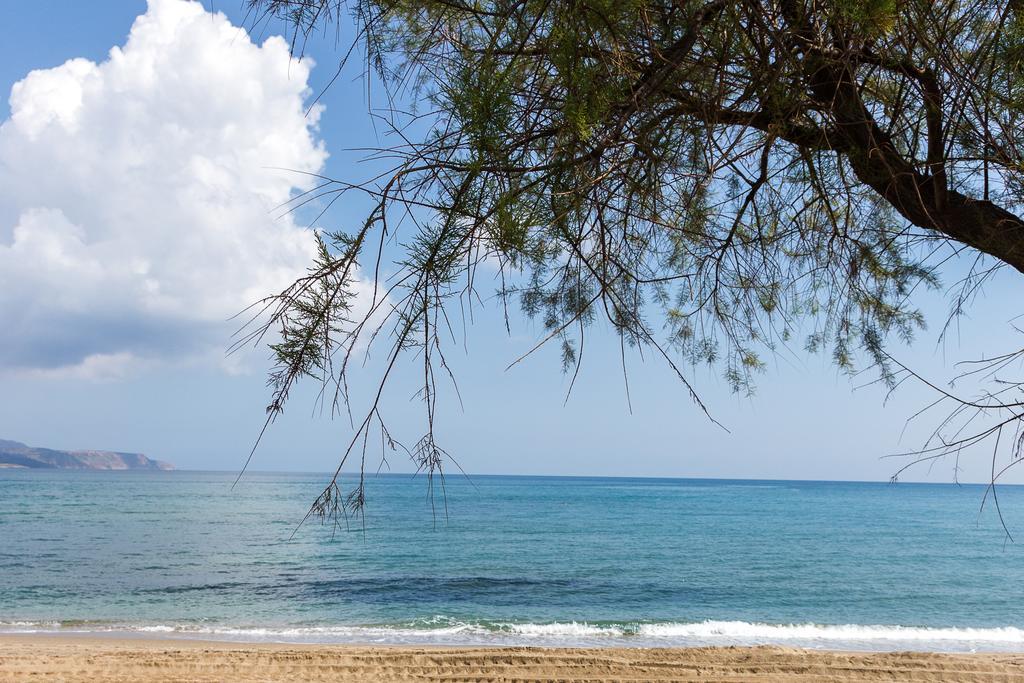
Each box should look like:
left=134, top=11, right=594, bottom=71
left=2, top=470, right=1024, bottom=651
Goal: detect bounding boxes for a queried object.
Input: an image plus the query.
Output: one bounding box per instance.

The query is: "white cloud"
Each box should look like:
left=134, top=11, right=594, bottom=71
left=0, top=0, right=327, bottom=375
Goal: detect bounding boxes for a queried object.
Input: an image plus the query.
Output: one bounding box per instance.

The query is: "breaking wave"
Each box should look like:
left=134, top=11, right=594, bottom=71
left=3, top=618, right=1023, bottom=652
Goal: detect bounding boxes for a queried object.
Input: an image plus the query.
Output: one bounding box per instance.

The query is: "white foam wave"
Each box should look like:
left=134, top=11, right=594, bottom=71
left=2, top=619, right=1022, bottom=652
left=633, top=621, right=1024, bottom=643
left=505, top=621, right=618, bottom=637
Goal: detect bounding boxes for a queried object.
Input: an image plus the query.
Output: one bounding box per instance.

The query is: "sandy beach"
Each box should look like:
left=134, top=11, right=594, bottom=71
left=2, top=636, right=1024, bottom=682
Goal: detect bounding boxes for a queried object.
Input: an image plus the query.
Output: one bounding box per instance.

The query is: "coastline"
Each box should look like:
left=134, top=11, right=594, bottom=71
left=6, top=619, right=1024, bottom=652
left=7, top=474, right=1024, bottom=676
left=3, top=635, right=1024, bottom=682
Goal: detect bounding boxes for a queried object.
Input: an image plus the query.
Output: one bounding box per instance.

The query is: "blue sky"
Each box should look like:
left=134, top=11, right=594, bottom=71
left=1, top=0, right=1021, bottom=483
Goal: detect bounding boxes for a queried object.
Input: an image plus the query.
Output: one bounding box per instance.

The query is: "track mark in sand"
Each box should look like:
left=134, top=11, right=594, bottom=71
left=2, top=642, right=1024, bottom=682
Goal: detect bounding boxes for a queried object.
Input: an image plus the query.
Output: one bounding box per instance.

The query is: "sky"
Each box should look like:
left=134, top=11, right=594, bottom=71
left=0, top=0, right=1022, bottom=483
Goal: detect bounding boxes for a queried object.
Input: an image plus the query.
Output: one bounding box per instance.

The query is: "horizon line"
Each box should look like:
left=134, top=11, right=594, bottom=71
left=121, top=468, right=1021, bottom=487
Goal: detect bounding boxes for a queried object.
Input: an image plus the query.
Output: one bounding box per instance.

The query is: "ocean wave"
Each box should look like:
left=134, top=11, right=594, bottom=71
left=504, top=621, right=618, bottom=637
left=2, top=618, right=1022, bottom=651
left=632, top=621, right=1024, bottom=643
left=502, top=620, right=1024, bottom=644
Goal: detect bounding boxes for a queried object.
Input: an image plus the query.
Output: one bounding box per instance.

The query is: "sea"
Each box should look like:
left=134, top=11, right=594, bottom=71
left=2, top=470, right=1024, bottom=652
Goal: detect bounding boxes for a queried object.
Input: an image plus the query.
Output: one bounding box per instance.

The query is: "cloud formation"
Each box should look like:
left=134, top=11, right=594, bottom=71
left=0, top=0, right=326, bottom=377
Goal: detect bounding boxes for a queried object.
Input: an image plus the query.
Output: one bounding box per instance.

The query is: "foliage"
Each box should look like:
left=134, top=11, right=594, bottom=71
left=239, top=0, right=1024, bottom=526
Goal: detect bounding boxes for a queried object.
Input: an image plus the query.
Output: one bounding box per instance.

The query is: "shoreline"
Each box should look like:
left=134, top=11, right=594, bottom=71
left=4, top=619, right=1024, bottom=653
left=3, top=635, right=1024, bottom=682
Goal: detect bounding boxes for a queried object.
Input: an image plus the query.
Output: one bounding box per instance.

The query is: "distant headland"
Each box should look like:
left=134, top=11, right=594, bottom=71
left=0, top=439, right=173, bottom=470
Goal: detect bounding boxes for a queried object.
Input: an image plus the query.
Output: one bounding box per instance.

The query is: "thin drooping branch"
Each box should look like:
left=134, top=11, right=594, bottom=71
left=238, top=0, right=1024, bottom=527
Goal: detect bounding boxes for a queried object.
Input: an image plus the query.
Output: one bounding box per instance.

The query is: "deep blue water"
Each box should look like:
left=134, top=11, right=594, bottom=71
left=2, top=470, right=1024, bottom=651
